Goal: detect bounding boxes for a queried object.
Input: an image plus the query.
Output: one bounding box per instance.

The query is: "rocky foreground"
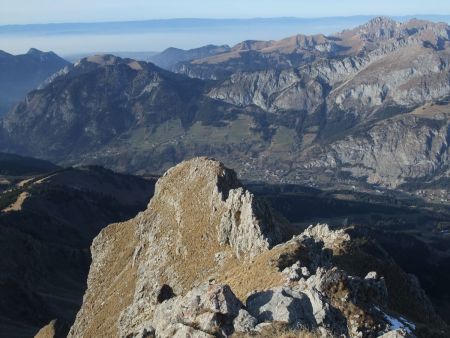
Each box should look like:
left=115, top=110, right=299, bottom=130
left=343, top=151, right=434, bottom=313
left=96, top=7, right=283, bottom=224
left=66, top=158, right=448, bottom=338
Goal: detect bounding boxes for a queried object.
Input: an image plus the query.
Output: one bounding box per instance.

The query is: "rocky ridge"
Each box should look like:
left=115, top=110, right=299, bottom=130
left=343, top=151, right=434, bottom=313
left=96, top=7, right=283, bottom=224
left=68, top=158, right=447, bottom=337
left=174, top=17, right=450, bottom=80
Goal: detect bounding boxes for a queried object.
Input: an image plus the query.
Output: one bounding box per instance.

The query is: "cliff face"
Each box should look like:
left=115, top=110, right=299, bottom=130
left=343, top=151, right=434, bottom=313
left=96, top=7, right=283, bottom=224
left=300, top=103, right=450, bottom=187
left=68, top=158, right=447, bottom=338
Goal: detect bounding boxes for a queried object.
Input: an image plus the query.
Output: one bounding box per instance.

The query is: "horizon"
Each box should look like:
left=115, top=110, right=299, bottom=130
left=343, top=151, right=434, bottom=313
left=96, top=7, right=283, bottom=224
left=1, top=14, right=450, bottom=27
left=1, top=14, right=450, bottom=55
left=2, top=0, right=450, bottom=25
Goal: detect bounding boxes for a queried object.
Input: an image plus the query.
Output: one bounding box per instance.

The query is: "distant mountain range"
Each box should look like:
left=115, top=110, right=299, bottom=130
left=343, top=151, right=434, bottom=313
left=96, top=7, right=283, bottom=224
left=2, top=17, right=450, bottom=193
left=2, top=16, right=450, bottom=36
left=2, top=15, right=450, bottom=55
left=0, top=48, right=69, bottom=115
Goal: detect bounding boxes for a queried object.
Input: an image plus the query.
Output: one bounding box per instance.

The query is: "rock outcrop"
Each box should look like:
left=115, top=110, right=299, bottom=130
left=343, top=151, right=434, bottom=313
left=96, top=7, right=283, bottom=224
left=69, top=158, right=446, bottom=337
left=68, top=158, right=289, bottom=337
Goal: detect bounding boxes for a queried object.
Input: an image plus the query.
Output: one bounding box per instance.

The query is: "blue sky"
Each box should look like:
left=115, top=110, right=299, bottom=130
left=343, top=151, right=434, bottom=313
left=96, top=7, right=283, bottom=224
left=1, top=0, right=450, bottom=25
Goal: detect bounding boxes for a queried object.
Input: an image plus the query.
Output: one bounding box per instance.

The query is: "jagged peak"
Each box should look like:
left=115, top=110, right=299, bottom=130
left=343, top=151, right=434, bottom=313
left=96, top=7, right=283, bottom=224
left=347, top=16, right=450, bottom=42
left=69, top=159, right=445, bottom=338
left=353, top=16, right=401, bottom=39
left=150, top=157, right=284, bottom=258
left=365, top=16, right=399, bottom=27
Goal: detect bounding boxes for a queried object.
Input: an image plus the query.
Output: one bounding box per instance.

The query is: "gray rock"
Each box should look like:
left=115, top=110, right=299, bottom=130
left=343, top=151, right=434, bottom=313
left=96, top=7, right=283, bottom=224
left=152, top=283, right=242, bottom=337
left=162, top=323, right=214, bottom=338
left=301, top=224, right=350, bottom=252
left=218, top=186, right=283, bottom=259
left=378, top=328, right=415, bottom=338
left=282, top=261, right=302, bottom=281
left=246, top=287, right=316, bottom=329
left=133, top=323, right=156, bottom=338
left=233, top=309, right=258, bottom=333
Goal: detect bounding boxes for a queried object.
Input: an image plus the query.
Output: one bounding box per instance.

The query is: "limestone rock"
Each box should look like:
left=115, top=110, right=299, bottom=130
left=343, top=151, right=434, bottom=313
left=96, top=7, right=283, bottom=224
left=218, top=187, right=283, bottom=259
left=246, top=287, right=316, bottom=329
left=379, top=329, right=415, bottom=338
left=233, top=309, right=258, bottom=333
left=301, top=223, right=350, bottom=253
left=282, top=261, right=302, bottom=281
left=151, top=283, right=242, bottom=337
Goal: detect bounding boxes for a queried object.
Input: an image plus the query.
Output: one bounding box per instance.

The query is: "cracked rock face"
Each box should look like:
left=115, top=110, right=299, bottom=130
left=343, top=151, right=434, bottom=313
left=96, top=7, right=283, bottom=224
left=312, top=110, right=450, bottom=187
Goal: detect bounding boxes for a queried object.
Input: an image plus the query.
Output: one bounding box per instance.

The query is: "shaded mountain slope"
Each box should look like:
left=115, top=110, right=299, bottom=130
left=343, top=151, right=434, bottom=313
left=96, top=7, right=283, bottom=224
left=0, top=49, right=69, bottom=115
left=0, top=152, right=60, bottom=176
left=0, top=165, right=155, bottom=337
left=1, top=54, right=231, bottom=163
left=149, top=44, right=231, bottom=70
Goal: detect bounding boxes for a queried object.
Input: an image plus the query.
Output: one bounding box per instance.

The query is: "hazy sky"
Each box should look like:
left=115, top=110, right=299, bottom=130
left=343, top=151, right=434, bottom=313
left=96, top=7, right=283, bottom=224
left=1, top=0, right=450, bottom=25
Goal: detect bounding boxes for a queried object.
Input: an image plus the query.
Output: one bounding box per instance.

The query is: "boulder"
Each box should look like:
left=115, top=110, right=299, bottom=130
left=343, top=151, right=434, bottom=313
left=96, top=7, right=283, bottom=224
left=152, top=283, right=242, bottom=337
left=246, top=287, right=316, bottom=329
left=233, top=309, right=258, bottom=333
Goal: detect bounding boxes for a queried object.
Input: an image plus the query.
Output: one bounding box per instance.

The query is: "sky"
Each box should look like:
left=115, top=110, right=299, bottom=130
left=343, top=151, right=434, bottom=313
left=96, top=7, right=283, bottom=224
left=1, top=1, right=450, bottom=55
left=1, top=0, right=450, bottom=25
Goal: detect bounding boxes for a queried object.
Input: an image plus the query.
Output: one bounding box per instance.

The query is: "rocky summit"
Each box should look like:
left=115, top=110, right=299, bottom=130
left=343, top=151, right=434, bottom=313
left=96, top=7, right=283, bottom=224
left=67, top=158, right=447, bottom=338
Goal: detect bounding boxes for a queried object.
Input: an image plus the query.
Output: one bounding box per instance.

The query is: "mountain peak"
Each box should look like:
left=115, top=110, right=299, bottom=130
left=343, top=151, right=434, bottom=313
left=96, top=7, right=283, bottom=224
left=366, top=16, right=398, bottom=26
left=353, top=16, right=400, bottom=39
left=25, top=48, right=58, bottom=57
left=69, top=157, right=289, bottom=337
left=150, top=157, right=285, bottom=258
left=26, top=47, right=44, bottom=55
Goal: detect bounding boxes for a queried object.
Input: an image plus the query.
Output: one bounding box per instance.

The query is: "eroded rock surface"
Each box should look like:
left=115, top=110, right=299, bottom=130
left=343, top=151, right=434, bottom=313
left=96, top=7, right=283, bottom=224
left=69, top=158, right=446, bottom=338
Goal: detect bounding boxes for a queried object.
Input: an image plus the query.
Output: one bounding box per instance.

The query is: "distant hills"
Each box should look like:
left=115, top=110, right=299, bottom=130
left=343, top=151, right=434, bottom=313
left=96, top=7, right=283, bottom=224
left=0, top=152, right=59, bottom=176
left=0, top=163, right=155, bottom=337
left=2, top=17, right=450, bottom=191
left=2, top=16, right=450, bottom=36
left=0, top=48, right=69, bottom=115
left=2, top=15, right=450, bottom=55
